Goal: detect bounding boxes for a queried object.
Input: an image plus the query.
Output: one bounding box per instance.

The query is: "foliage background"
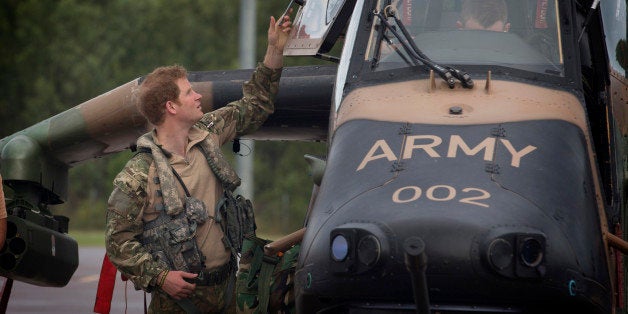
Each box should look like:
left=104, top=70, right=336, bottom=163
left=0, top=0, right=331, bottom=236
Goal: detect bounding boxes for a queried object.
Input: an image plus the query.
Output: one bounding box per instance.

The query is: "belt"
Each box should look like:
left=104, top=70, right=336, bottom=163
left=193, top=259, right=235, bottom=286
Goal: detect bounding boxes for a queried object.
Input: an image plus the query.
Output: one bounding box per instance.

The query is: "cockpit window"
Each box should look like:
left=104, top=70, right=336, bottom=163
left=368, top=0, right=564, bottom=76
left=285, top=0, right=347, bottom=56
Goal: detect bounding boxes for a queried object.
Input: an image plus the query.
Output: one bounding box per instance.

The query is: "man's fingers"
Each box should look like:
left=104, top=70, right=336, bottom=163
left=178, top=271, right=198, bottom=279
left=270, top=16, right=276, bottom=28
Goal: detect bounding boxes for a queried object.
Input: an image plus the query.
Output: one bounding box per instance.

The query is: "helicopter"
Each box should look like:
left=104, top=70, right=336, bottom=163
left=0, top=0, right=627, bottom=313
left=284, top=0, right=628, bottom=313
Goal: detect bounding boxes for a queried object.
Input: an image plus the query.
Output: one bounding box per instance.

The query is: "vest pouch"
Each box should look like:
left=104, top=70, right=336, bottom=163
left=167, top=214, right=204, bottom=272
left=185, top=196, right=209, bottom=224
left=168, top=222, right=195, bottom=246
left=143, top=212, right=205, bottom=273
left=216, top=190, right=256, bottom=253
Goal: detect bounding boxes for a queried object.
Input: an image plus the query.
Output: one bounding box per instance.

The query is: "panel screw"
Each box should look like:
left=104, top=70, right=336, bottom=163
left=449, top=106, right=463, bottom=115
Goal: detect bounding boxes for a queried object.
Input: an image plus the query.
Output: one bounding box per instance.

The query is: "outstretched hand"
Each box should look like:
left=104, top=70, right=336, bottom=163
left=268, top=9, right=293, bottom=51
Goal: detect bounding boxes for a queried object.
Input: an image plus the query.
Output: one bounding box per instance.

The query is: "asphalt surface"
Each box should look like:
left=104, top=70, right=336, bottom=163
left=4, top=247, right=149, bottom=313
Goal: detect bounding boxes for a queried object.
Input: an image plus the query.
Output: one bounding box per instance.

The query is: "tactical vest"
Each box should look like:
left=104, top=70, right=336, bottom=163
left=139, top=152, right=210, bottom=274
left=137, top=142, right=256, bottom=276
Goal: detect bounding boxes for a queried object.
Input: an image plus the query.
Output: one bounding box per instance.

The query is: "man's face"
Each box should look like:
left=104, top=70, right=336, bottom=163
left=173, top=78, right=203, bottom=124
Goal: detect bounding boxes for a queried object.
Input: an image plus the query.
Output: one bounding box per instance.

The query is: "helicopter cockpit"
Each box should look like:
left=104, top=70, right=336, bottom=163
left=368, top=0, right=563, bottom=76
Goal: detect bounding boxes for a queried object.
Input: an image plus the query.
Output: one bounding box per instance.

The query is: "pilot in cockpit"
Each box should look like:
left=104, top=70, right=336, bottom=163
left=372, top=0, right=561, bottom=74
left=456, top=0, right=511, bottom=32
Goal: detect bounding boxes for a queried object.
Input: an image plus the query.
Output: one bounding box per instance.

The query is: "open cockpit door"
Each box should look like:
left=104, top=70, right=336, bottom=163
left=284, top=0, right=355, bottom=56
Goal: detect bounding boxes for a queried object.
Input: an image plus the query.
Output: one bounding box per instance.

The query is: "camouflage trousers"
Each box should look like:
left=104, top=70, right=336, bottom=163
left=148, top=276, right=236, bottom=314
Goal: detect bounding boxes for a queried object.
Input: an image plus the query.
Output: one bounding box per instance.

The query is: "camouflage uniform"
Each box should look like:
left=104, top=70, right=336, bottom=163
left=105, top=63, right=282, bottom=313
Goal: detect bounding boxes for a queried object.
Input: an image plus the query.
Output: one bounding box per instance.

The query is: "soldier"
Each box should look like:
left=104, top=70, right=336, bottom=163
left=457, top=0, right=511, bottom=32
left=105, top=12, right=292, bottom=313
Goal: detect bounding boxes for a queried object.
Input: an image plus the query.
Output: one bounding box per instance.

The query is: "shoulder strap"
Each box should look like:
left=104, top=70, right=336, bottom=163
left=135, top=147, right=192, bottom=197
left=196, top=142, right=240, bottom=191
left=171, top=168, right=191, bottom=197
left=195, top=144, right=227, bottom=190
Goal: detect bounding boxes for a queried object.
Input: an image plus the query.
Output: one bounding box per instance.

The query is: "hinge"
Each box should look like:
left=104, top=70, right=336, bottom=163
left=491, top=127, right=506, bottom=137
left=485, top=163, right=501, bottom=174
left=391, top=161, right=405, bottom=172
left=399, top=123, right=412, bottom=135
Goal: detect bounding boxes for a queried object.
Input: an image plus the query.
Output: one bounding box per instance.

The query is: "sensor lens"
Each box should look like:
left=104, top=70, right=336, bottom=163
left=331, top=234, right=349, bottom=261
left=357, top=235, right=380, bottom=266
left=488, top=238, right=513, bottom=270
left=520, top=238, right=543, bottom=267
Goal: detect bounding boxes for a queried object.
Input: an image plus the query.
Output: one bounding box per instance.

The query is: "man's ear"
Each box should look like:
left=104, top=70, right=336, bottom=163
left=165, top=100, right=178, bottom=114
left=456, top=20, right=464, bottom=29
left=504, top=22, right=511, bottom=32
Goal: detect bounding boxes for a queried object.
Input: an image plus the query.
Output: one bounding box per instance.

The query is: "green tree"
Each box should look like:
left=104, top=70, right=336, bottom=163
left=252, top=141, right=327, bottom=235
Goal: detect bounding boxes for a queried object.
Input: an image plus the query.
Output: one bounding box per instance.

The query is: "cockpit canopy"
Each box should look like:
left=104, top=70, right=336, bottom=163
left=368, top=0, right=564, bottom=76
left=285, top=0, right=565, bottom=77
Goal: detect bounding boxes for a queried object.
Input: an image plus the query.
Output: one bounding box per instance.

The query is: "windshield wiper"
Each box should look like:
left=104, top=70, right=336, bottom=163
left=371, top=2, right=418, bottom=69
left=373, top=7, right=474, bottom=89
left=382, top=33, right=414, bottom=66
left=372, top=30, right=414, bottom=68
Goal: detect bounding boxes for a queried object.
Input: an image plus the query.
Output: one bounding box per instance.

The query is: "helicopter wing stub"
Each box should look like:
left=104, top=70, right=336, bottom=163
left=0, top=64, right=336, bottom=173
left=248, top=66, right=336, bottom=141
left=190, top=65, right=336, bottom=141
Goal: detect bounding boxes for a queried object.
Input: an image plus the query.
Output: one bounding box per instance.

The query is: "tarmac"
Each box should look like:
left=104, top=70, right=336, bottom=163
left=4, top=247, right=148, bottom=313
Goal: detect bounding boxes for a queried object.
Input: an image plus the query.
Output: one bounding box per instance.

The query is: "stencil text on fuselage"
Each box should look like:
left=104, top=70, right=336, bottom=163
left=357, top=135, right=537, bottom=171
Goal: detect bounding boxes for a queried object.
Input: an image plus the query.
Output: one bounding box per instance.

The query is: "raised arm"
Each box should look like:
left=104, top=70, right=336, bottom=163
left=263, top=11, right=293, bottom=69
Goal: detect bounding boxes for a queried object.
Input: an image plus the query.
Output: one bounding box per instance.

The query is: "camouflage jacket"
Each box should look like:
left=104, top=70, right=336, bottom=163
left=105, top=63, right=282, bottom=291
